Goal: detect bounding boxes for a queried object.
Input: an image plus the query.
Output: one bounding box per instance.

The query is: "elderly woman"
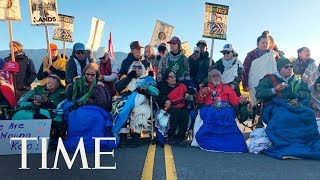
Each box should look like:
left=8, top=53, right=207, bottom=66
left=191, top=69, right=248, bottom=152
left=255, top=58, right=320, bottom=160
left=213, top=44, right=243, bottom=96
left=96, top=48, right=118, bottom=96
left=63, top=63, right=115, bottom=152
left=242, top=31, right=279, bottom=105
left=156, top=70, right=194, bottom=147
left=113, top=61, right=158, bottom=148
left=0, top=58, right=15, bottom=109
left=12, top=74, right=65, bottom=128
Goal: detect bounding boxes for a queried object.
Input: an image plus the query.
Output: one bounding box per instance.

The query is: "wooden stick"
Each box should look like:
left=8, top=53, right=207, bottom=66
left=209, top=38, right=214, bottom=67
left=63, top=41, right=66, bottom=59
left=91, top=19, right=99, bottom=56
left=45, top=25, right=52, bottom=65
left=8, top=20, right=18, bottom=103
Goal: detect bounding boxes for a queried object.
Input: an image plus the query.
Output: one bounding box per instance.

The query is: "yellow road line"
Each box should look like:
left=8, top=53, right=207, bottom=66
left=141, top=144, right=156, bottom=180
left=164, top=144, right=178, bottom=180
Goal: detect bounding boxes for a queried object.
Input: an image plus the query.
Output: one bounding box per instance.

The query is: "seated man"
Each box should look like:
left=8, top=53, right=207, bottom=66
left=255, top=57, right=320, bottom=160
left=191, top=69, right=248, bottom=153
left=112, top=61, right=158, bottom=148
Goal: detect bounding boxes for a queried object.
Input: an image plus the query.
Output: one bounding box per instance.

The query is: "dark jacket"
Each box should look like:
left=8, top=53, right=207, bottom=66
left=37, top=56, right=66, bottom=81
left=119, top=53, right=150, bottom=76
left=4, top=52, right=36, bottom=89
left=293, top=58, right=316, bottom=75
left=188, top=51, right=210, bottom=84
left=65, top=56, right=93, bottom=85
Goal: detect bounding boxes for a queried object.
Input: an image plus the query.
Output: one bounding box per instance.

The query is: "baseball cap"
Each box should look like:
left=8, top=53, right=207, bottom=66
left=196, top=40, right=207, bottom=46
left=167, top=36, right=181, bottom=45
left=130, top=41, right=144, bottom=50
left=74, top=43, right=85, bottom=51
left=50, top=43, right=58, bottom=51
left=220, top=44, right=234, bottom=53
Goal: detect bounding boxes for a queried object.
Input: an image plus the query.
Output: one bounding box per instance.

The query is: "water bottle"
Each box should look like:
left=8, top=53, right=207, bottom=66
left=216, top=97, right=222, bottom=108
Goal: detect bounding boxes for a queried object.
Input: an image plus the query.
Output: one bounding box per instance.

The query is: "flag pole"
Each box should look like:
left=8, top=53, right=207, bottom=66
left=8, top=20, right=18, bottom=103
left=45, top=25, right=52, bottom=65
left=209, top=38, right=214, bottom=67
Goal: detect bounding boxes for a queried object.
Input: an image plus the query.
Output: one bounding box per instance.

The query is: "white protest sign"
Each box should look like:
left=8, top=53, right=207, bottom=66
left=28, top=0, right=58, bottom=25
left=86, top=17, right=105, bottom=52
left=181, top=41, right=192, bottom=57
left=0, top=119, right=52, bottom=155
left=150, top=20, right=174, bottom=48
left=0, top=0, right=22, bottom=21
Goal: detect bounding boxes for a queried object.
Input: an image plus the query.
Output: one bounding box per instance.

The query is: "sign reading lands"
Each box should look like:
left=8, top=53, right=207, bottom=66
left=28, top=0, right=59, bottom=25
left=0, top=119, right=52, bottom=155
left=53, top=14, right=74, bottom=42
left=203, top=2, right=229, bottom=40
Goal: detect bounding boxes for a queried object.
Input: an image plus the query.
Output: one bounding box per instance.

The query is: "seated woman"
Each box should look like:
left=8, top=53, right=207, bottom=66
left=256, top=58, right=320, bottom=159
left=63, top=63, right=115, bottom=152
left=156, top=70, right=194, bottom=147
left=112, top=61, right=158, bottom=148
left=191, top=69, right=248, bottom=153
left=0, top=58, right=16, bottom=110
left=13, top=74, right=65, bottom=120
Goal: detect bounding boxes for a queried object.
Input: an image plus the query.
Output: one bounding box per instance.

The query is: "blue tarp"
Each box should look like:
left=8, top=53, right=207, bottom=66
left=63, top=103, right=117, bottom=152
left=195, top=102, right=248, bottom=152
left=262, top=98, right=320, bottom=159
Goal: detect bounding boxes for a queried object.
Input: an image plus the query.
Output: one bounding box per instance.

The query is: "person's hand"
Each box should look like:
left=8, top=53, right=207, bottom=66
left=87, top=98, right=94, bottom=103
left=185, top=93, right=191, bottom=99
left=239, top=95, right=249, bottom=104
left=97, top=81, right=105, bottom=87
left=127, top=70, right=137, bottom=79
left=98, top=75, right=104, bottom=81
left=33, top=100, right=41, bottom=106
left=46, top=66, right=52, bottom=74
left=243, top=87, right=250, bottom=92
left=274, top=83, right=287, bottom=92
left=164, top=100, right=171, bottom=110
left=200, top=87, right=210, bottom=96
left=73, top=76, right=80, bottom=82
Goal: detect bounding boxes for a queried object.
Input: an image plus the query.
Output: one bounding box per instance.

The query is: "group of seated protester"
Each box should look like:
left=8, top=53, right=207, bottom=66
left=3, top=51, right=320, bottom=161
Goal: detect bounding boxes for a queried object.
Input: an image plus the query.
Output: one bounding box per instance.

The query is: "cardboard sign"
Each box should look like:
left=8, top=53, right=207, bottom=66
left=53, top=14, right=74, bottom=42
left=0, top=0, right=22, bottom=21
left=28, top=0, right=59, bottom=25
left=181, top=41, right=192, bottom=58
left=86, top=17, right=105, bottom=51
left=203, top=2, right=229, bottom=40
left=0, top=119, right=52, bottom=155
left=150, top=20, right=174, bottom=48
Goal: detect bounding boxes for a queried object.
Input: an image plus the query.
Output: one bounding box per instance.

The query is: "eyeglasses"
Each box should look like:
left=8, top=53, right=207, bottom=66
left=75, top=51, right=85, bottom=55
left=85, top=73, right=96, bottom=77
left=222, top=51, right=231, bottom=55
left=284, top=65, right=293, bottom=69
left=168, top=75, right=176, bottom=78
left=211, top=74, right=221, bottom=77
left=132, top=65, right=142, bottom=69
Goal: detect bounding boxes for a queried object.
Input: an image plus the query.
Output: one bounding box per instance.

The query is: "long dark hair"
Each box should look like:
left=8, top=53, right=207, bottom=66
left=257, top=30, right=270, bottom=45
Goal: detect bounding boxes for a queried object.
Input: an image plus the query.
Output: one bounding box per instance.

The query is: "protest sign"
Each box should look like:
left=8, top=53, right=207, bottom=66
left=181, top=41, right=192, bottom=57
left=0, top=0, right=22, bottom=21
left=86, top=17, right=105, bottom=52
left=53, top=14, right=74, bottom=42
left=203, top=2, right=229, bottom=40
left=28, top=0, right=58, bottom=25
left=150, top=20, right=174, bottom=48
left=0, top=119, right=52, bottom=155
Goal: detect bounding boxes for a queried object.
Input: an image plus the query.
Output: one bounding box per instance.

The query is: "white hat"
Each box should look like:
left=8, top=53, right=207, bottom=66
left=220, top=44, right=234, bottom=53
left=96, top=47, right=107, bottom=59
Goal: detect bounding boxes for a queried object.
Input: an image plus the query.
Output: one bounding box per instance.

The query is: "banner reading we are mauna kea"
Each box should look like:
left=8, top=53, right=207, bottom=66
left=203, top=2, right=229, bottom=40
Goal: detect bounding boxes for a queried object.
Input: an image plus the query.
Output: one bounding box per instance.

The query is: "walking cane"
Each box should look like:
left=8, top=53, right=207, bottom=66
left=150, top=96, right=155, bottom=144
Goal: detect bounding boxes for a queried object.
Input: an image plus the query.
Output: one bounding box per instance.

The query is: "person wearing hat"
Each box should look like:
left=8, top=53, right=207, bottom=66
left=254, top=58, right=320, bottom=160
left=157, top=36, right=190, bottom=82
left=4, top=41, right=37, bottom=100
left=65, top=43, right=95, bottom=85
left=154, top=43, right=167, bottom=77
left=188, top=40, right=211, bottom=84
left=37, top=43, right=67, bottom=86
left=213, top=44, right=243, bottom=96
left=96, top=47, right=118, bottom=96
left=256, top=57, right=309, bottom=103
left=0, top=57, right=16, bottom=109
left=118, top=41, right=150, bottom=77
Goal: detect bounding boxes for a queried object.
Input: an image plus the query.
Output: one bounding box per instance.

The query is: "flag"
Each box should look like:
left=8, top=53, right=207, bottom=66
left=108, top=32, right=115, bottom=59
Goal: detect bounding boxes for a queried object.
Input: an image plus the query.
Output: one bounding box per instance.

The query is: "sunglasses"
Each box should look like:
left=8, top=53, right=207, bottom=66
left=85, top=73, right=96, bottom=77
left=75, top=51, right=85, bottom=55
left=132, top=65, right=142, bottom=69
left=284, top=65, right=293, bottom=69
left=222, top=51, right=231, bottom=55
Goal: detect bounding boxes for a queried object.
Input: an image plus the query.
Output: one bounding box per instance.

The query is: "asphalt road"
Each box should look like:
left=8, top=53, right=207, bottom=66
left=1, top=137, right=320, bottom=180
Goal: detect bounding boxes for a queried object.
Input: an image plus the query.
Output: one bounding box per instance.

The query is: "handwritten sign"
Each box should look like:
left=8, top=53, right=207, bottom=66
left=0, top=119, right=52, bottom=155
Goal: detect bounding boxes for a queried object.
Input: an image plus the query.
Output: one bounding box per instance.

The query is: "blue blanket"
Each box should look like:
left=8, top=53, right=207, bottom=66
left=63, top=103, right=117, bottom=152
left=195, top=102, right=248, bottom=152
left=262, top=98, right=320, bottom=159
